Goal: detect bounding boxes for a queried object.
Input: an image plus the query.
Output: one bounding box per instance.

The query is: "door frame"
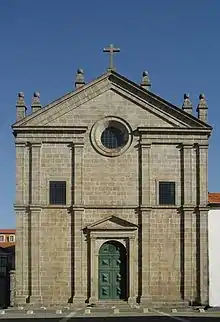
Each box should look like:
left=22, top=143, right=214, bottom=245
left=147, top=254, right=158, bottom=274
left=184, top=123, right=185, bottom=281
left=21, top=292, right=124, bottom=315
left=89, top=230, right=138, bottom=303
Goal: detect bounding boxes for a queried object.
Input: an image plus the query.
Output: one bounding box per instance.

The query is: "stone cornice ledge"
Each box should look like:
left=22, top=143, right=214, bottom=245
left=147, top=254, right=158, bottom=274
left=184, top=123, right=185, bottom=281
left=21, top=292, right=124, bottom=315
left=13, top=126, right=88, bottom=133
left=137, top=127, right=211, bottom=135
left=14, top=204, right=41, bottom=212
left=84, top=205, right=138, bottom=209
left=181, top=205, right=197, bottom=212
left=140, top=205, right=181, bottom=210
left=14, top=204, right=209, bottom=211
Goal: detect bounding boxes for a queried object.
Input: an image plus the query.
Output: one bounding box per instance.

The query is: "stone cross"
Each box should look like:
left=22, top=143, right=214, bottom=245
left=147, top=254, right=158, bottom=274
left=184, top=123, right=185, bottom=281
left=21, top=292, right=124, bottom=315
left=103, top=44, right=120, bottom=71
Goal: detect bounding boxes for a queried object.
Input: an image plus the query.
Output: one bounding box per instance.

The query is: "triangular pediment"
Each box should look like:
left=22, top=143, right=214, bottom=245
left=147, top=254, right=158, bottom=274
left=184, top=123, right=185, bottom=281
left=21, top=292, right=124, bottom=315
left=85, top=215, right=138, bottom=231
left=12, top=71, right=212, bottom=132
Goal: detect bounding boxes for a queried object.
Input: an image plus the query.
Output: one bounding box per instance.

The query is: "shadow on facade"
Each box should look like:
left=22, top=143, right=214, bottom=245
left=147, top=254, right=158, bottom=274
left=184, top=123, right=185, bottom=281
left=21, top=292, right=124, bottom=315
left=0, top=245, right=15, bottom=308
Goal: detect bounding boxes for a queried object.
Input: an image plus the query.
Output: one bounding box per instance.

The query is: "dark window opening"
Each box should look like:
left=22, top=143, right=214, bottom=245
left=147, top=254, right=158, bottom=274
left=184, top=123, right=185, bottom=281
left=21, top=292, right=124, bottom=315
left=49, top=181, right=66, bottom=205
left=101, top=127, right=125, bottom=149
left=159, top=181, right=175, bottom=205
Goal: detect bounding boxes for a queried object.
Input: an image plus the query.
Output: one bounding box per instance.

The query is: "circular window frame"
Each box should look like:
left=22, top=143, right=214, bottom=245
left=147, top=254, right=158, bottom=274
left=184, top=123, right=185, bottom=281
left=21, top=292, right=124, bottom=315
left=90, top=116, right=132, bottom=157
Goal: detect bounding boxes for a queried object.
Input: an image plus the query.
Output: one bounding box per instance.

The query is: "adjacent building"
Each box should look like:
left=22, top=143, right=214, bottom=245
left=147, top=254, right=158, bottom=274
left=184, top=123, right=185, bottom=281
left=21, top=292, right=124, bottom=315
left=0, top=229, right=15, bottom=308
left=0, top=229, right=16, bottom=248
left=208, top=193, right=220, bottom=307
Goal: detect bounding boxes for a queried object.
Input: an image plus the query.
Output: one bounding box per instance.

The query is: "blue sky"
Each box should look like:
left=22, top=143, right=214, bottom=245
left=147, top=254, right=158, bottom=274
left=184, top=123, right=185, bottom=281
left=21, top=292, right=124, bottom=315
left=0, top=0, right=219, bottom=228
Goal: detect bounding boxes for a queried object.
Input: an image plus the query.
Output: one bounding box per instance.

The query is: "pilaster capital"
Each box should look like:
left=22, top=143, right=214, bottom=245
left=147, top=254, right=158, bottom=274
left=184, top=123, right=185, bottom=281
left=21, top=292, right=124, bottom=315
left=67, top=205, right=73, bottom=213
left=74, top=142, right=84, bottom=149
left=139, top=143, right=151, bottom=149
left=28, top=205, right=42, bottom=213
left=198, top=144, right=209, bottom=150
left=25, top=141, right=31, bottom=150
left=68, top=142, right=84, bottom=149
left=180, top=143, right=193, bottom=150
left=139, top=206, right=152, bottom=213
left=90, top=233, right=96, bottom=240
left=67, top=206, right=84, bottom=213
left=15, top=142, right=26, bottom=148
left=196, top=206, right=209, bottom=213
left=13, top=204, right=26, bottom=212
left=67, top=143, right=74, bottom=150
left=31, top=142, right=42, bottom=148
left=181, top=206, right=196, bottom=213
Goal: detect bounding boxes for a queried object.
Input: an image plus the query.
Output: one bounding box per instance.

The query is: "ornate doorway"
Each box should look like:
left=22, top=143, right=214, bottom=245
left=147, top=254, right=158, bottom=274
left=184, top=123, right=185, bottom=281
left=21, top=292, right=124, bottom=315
left=98, top=240, right=127, bottom=300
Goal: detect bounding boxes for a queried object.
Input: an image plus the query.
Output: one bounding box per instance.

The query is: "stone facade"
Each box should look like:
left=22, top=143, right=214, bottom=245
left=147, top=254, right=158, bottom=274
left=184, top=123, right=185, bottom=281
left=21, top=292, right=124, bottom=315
left=12, top=70, right=212, bottom=307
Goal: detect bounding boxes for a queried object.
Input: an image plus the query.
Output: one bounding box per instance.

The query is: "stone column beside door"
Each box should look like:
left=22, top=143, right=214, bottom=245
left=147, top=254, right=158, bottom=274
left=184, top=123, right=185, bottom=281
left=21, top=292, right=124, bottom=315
left=139, top=143, right=152, bottom=304
left=10, top=270, right=15, bottom=307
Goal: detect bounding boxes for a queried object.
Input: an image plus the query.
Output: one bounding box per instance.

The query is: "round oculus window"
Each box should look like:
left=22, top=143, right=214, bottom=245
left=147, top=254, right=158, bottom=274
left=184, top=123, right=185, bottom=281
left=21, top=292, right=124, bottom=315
left=90, top=117, right=133, bottom=157
left=101, top=126, right=127, bottom=149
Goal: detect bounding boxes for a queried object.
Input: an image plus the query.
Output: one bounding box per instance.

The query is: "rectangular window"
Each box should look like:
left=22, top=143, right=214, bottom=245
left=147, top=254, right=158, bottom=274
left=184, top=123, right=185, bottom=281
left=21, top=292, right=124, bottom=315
left=159, top=181, right=175, bottom=205
left=9, top=235, right=15, bottom=242
left=49, top=181, right=66, bottom=205
left=0, top=235, right=4, bottom=242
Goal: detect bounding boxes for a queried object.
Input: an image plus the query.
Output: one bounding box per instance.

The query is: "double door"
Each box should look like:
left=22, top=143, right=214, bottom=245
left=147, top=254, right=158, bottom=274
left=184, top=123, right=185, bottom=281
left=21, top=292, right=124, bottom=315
left=98, top=241, right=127, bottom=300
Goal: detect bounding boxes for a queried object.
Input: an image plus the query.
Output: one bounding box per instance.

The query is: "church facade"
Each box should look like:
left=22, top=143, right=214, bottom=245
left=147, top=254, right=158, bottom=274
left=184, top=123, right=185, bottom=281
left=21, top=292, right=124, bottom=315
left=12, top=61, right=212, bottom=307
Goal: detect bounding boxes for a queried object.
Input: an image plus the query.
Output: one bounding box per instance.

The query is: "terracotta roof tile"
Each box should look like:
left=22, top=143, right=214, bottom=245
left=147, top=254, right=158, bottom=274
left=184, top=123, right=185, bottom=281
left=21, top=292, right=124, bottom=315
left=0, top=229, right=15, bottom=234
left=208, top=192, right=220, bottom=204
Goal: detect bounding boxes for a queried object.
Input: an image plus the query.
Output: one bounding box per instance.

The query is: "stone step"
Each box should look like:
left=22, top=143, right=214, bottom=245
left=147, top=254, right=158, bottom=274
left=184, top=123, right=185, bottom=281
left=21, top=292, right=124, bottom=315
left=87, top=305, right=141, bottom=313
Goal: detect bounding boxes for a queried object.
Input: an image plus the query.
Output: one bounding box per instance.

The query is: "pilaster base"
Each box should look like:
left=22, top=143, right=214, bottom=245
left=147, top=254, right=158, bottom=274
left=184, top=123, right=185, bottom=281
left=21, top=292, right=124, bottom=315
left=139, top=295, right=152, bottom=305
left=89, top=297, right=97, bottom=304
left=28, top=295, right=43, bottom=307
left=14, top=295, right=28, bottom=307
left=73, top=296, right=86, bottom=306
left=128, top=297, right=137, bottom=305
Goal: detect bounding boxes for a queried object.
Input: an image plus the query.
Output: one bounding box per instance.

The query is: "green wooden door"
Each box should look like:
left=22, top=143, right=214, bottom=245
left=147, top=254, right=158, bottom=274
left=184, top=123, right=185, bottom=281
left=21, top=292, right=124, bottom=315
left=98, top=241, right=127, bottom=300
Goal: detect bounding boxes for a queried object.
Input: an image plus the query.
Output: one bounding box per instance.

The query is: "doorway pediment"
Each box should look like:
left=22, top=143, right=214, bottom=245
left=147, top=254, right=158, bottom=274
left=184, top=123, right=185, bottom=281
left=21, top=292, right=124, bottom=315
left=85, top=215, right=138, bottom=231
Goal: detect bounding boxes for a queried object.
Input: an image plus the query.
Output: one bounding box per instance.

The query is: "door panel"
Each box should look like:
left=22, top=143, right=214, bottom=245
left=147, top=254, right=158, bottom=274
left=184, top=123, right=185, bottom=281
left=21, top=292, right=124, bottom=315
left=98, top=241, right=127, bottom=300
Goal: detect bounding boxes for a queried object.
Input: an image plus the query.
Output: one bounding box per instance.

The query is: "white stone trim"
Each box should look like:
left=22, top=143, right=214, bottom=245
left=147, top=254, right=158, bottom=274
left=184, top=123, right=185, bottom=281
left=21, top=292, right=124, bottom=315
left=89, top=229, right=137, bottom=303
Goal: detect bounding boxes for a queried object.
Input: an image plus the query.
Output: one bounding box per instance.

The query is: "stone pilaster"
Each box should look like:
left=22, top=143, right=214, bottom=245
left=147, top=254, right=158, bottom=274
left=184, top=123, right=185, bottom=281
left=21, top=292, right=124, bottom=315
left=15, top=208, right=29, bottom=305
left=191, top=145, right=197, bottom=205
left=31, top=144, right=41, bottom=205
left=10, top=270, right=15, bottom=307
left=24, top=142, right=31, bottom=205
left=199, top=209, right=209, bottom=305
left=182, top=145, right=193, bottom=206
left=15, top=143, right=25, bottom=205
left=198, top=145, right=208, bottom=207
left=139, top=143, right=151, bottom=303
left=29, top=208, right=42, bottom=305
left=191, top=211, right=197, bottom=300
left=140, top=144, right=151, bottom=206
left=128, top=235, right=137, bottom=304
left=183, top=208, right=194, bottom=303
left=31, top=143, right=41, bottom=205
left=74, top=143, right=84, bottom=205
left=90, top=235, right=96, bottom=302
left=69, top=144, right=74, bottom=205
left=73, top=209, right=85, bottom=303
left=72, top=142, right=85, bottom=302
left=140, top=208, right=151, bottom=303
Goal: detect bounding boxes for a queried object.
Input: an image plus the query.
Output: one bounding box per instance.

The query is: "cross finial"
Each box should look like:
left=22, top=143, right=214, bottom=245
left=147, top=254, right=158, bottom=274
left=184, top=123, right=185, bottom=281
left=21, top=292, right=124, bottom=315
left=103, top=44, right=120, bottom=71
